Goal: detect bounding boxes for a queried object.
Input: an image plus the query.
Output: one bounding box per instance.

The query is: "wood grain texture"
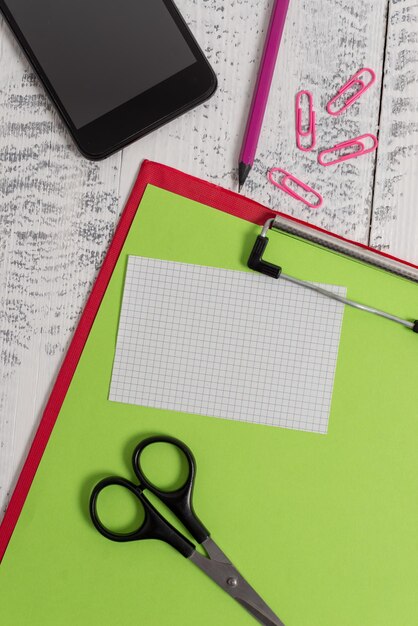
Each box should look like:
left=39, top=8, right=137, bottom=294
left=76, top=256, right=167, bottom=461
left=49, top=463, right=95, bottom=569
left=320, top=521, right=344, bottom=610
left=370, top=0, right=418, bottom=264
left=0, top=0, right=416, bottom=524
left=0, top=21, right=121, bottom=515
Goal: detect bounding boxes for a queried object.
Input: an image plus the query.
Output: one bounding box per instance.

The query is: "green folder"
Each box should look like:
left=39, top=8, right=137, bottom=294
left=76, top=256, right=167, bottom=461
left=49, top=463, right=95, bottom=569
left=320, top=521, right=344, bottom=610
left=1, top=162, right=417, bottom=626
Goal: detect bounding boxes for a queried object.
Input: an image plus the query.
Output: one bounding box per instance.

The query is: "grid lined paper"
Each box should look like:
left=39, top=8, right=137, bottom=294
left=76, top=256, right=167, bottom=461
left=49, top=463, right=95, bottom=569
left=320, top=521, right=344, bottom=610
left=109, top=256, right=346, bottom=433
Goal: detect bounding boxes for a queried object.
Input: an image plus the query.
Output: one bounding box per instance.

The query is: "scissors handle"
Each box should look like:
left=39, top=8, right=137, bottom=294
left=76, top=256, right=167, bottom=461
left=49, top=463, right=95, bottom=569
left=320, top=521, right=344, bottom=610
left=133, top=436, right=209, bottom=544
left=89, top=476, right=195, bottom=557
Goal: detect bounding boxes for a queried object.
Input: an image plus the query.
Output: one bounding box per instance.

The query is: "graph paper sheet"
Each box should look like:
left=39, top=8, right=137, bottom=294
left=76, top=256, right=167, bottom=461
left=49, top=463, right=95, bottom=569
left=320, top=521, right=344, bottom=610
left=109, top=256, right=346, bottom=433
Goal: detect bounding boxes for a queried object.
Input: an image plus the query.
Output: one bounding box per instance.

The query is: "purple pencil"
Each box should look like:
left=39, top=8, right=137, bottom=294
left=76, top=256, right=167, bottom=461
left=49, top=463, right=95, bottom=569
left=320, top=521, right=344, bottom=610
left=238, top=0, right=291, bottom=192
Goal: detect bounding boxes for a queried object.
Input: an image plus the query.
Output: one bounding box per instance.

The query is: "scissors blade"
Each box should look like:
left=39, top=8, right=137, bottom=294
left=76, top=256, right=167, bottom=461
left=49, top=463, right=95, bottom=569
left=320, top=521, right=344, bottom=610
left=235, top=590, right=285, bottom=626
left=189, top=543, right=285, bottom=626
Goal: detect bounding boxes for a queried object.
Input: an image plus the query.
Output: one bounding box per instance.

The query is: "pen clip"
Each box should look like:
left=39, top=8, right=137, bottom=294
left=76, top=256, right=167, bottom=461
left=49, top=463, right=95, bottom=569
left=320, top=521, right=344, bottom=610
left=268, top=168, right=323, bottom=209
left=295, top=90, right=316, bottom=151
left=318, top=134, right=378, bottom=166
left=326, top=68, right=376, bottom=116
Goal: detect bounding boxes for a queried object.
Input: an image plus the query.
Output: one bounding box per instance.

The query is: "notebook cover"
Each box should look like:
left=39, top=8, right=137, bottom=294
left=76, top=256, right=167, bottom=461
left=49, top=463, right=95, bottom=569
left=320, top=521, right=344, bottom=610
left=1, top=159, right=417, bottom=559
left=0, top=163, right=418, bottom=626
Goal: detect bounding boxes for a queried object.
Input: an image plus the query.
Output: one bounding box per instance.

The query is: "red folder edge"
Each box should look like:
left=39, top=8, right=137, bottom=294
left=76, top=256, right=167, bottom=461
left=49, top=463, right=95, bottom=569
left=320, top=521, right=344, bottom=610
left=1, top=159, right=416, bottom=562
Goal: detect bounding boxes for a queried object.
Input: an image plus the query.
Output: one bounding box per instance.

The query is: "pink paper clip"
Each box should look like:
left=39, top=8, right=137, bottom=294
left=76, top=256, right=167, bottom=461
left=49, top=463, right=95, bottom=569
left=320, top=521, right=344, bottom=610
left=268, top=167, right=323, bottom=209
left=326, top=68, right=376, bottom=116
left=295, top=90, right=316, bottom=151
left=318, top=134, right=378, bottom=167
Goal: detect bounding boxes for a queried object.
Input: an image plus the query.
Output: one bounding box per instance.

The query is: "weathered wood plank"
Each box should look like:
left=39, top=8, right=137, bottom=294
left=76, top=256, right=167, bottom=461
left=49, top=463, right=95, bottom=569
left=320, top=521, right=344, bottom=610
left=0, top=21, right=121, bottom=515
left=370, top=0, right=418, bottom=265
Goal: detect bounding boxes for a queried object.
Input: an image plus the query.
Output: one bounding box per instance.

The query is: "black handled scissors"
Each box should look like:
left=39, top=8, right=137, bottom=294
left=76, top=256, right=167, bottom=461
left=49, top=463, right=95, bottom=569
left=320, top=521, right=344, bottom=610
left=90, top=435, right=285, bottom=626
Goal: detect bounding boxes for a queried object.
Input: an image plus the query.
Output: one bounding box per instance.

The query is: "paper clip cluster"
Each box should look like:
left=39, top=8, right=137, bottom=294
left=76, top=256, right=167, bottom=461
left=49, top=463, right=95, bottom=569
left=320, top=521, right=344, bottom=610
left=269, top=68, right=378, bottom=210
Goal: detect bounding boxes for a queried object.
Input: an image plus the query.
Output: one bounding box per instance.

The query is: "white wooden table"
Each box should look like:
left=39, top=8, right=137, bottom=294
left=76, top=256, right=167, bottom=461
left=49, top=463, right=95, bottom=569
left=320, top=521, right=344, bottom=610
left=1, top=0, right=417, bottom=521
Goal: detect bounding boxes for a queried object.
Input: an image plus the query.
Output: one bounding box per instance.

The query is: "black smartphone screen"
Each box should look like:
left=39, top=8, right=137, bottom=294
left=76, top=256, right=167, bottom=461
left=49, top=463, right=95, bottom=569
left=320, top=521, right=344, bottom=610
left=3, top=0, right=198, bottom=129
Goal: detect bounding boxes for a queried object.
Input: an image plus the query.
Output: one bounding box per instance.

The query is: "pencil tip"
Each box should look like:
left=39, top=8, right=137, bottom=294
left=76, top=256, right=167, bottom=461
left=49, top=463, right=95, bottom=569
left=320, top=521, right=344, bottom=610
left=238, top=162, right=252, bottom=193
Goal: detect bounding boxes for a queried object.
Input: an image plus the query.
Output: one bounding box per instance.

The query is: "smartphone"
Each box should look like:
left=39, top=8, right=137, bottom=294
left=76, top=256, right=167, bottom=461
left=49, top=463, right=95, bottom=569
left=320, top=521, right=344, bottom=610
left=0, top=0, right=217, bottom=159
